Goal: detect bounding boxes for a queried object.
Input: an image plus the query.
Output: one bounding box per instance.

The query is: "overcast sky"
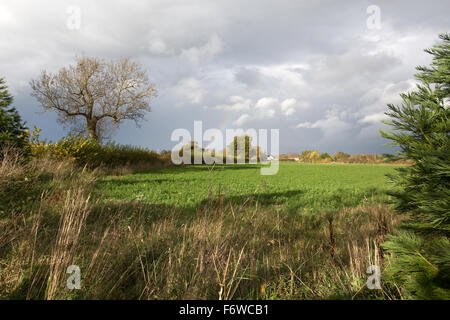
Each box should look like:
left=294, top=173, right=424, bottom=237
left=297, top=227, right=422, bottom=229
left=1, top=0, right=449, bottom=154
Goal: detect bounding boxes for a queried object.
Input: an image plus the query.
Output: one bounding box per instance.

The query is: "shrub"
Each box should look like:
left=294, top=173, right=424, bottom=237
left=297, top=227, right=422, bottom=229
left=30, top=131, right=166, bottom=169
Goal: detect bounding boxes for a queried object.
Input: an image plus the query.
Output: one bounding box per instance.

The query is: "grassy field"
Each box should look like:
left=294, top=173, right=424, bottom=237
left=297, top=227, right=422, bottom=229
left=1, top=156, right=406, bottom=300
left=97, top=162, right=400, bottom=212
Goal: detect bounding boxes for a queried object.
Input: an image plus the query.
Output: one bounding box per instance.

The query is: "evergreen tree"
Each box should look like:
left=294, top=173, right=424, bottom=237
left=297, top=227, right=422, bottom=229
left=380, top=34, right=450, bottom=299
left=0, top=77, right=29, bottom=156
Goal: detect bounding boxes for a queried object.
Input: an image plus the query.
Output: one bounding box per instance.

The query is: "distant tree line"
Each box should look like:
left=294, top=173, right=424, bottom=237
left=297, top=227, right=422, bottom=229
left=279, top=150, right=411, bottom=164
left=177, top=134, right=265, bottom=164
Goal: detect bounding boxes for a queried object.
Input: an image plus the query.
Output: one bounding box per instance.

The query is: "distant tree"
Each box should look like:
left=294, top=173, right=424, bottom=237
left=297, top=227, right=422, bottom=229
left=30, top=56, right=157, bottom=140
left=309, top=150, right=320, bottom=163
left=179, top=141, right=204, bottom=164
left=319, top=152, right=331, bottom=159
left=227, top=135, right=255, bottom=163
left=333, top=152, right=350, bottom=162
left=318, top=152, right=332, bottom=163
left=255, top=145, right=264, bottom=161
left=380, top=34, right=450, bottom=299
left=0, top=77, right=29, bottom=156
left=299, top=150, right=312, bottom=162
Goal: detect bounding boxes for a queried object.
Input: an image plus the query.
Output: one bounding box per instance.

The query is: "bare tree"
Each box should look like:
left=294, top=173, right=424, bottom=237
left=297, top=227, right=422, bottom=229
left=30, top=56, right=157, bottom=140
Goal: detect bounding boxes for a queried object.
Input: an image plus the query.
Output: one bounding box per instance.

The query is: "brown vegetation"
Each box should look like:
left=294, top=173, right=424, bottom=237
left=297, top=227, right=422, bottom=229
left=279, top=150, right=412, bottom=165
left=0, top=150, right=403, bottom=300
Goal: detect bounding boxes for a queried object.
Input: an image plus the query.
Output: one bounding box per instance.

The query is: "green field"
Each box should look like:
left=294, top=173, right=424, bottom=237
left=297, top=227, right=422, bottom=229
left=2, top=157, right=406, bottom=300
left=98, top=162, right=400, bottom=212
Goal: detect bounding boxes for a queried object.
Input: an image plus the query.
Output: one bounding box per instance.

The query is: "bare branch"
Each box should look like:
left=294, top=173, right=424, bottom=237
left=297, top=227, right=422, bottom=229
left=29, top=55, right=157, bottom=140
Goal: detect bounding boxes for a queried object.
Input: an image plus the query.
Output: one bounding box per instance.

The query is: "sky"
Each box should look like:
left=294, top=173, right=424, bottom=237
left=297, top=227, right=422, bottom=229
left=1, top=0, right=449, bottom=154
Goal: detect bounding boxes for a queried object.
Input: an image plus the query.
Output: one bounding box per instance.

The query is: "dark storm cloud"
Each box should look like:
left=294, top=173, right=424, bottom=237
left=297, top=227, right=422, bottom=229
left=0, top=0, right=448, bottom=153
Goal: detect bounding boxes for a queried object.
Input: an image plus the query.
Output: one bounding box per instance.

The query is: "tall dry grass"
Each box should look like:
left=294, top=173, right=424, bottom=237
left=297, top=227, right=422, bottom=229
left=0, top=149, right=402, bottom=300
left=0, top=147, right=96, bottom=299
left=46, top=189, right=92, bottom=299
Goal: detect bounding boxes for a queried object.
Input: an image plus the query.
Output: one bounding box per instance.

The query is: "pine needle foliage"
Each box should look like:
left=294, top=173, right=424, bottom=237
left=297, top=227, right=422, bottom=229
left=0, top=77, right=29, bottom=156
left=380, top=34, right=450, bottom=299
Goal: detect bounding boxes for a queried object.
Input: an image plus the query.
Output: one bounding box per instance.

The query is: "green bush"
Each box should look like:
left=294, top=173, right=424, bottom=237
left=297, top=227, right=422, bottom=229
left=31, top=131, right=164, bottom=168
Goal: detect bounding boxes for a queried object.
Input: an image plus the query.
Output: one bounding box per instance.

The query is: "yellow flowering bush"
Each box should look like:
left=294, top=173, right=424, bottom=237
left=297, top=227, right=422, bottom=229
left=30, top=128, right=162, bottom=167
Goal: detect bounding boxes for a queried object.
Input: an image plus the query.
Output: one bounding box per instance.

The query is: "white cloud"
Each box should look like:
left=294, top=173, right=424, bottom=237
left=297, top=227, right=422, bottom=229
left=297, top=109, right=351, bottom=136
left=181, top=34, right=223, bottom=65
left=255, top=97, right=277, bottom=109
left=257, top=108, right=275, bottom=119
left=258, top=64, right=308, bottom=92
left=280, top=98, right=296, bottom=109
left=279, top=98, right=310, bottom=116
left=234, top=114, right=249, bottom=126
left=1, top=0, right=447, bottom=154
left=216, top=95, right=276, bottom=121
left=148, top=38, right=170, bottom=55
left=296, top=121, right=313, bottom=128
left=281, top=107, right=295, bottom=116
left=360, top=113, right=387, bottom=124
left=358, top=79, right=417, bottom=118
left=174, top=77, right=205, bottom=104
left=216, top=95, right=251, bottom=111
left=0, top=4, right=16, bottom=26
left=215, top=95, right=277, bottom=125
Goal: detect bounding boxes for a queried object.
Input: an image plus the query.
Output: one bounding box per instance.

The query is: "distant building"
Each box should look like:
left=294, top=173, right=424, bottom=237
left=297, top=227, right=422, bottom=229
left=278, top=154, right=298, bottom=161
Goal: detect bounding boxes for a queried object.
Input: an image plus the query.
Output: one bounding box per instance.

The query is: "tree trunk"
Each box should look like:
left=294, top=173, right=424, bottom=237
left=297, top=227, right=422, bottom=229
left=87, top=118, right=98, bottom=140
